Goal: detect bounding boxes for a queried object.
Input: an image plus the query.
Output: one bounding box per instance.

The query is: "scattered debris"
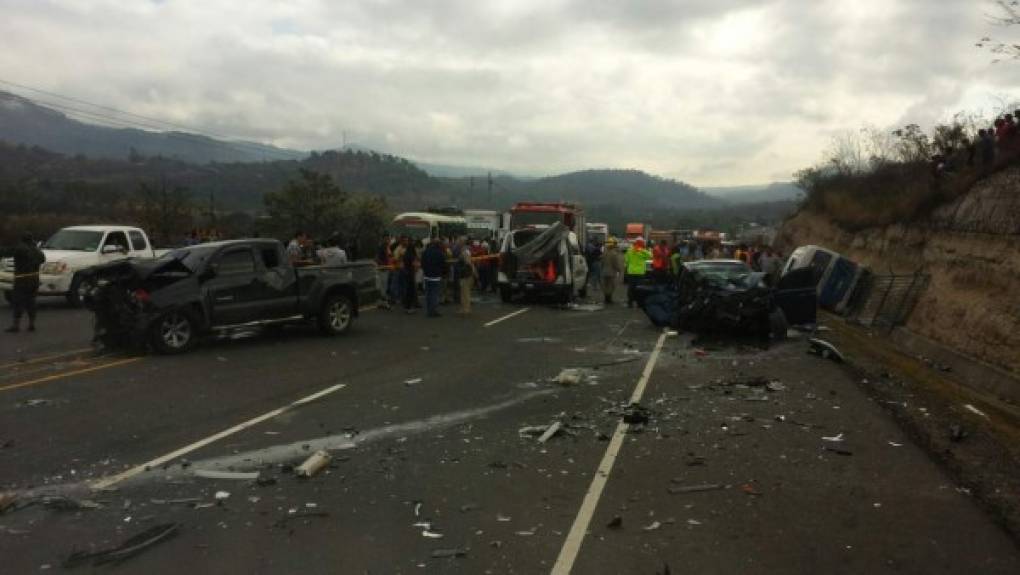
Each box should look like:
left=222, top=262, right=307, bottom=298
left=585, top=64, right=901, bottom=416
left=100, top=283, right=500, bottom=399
left=194, top=469, right=259, bottom=481
left=64, top=523, right=180, bottom=568
left=888, top=441, right=903, bottom=447
left=515, top=528, right=537, bottom=536
left=821, top=433, right=845, bottom=443
left=808, top=338, right=844, bottom=362
left=607, top=516, right=623, bottom=529
left=413, top=501, right=423, bottom=517
left=295, top=450, right=331, bottom=478
left=553, top=369, right=583, bottom=386
left=642, top=521, right=662, bottom=531
left=668, top=483, right=723, bottom=495
left=537, top=421, right=563, bottom=444
left=422, top=530, right=445, bottom=539
left=0, top=492, right=17, bottom=513
left=963, top=404, right=989, bottom=419
left=741, top=483, right=762, bottom=496
left=149, top=498, right=200, bottom=506
left=686, top=519, right=702, bottom=526
left=496, top=514, right=512, bottom=522
left=824, top=445, right=853, bottom=456
left=431, top=548, right=468, bottom=559
left=214, top=491, right=230, bottom=501
left=459, top=503, right=478, bottom=513
left=766, top=381, right=786, bottom=392
left=694, top=348, right=709, bottom=358
left=622, top=404, right=651, bottom=425
left=517, top=337, right=561, bottom=343
left=404, top=378, right=423, bottom=386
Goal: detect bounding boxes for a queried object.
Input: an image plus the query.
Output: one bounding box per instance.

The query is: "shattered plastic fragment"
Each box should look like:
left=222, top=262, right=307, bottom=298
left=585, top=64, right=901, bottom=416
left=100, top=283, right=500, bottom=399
left=422, top=530, right=444, bottom=539
left=537, top=422, right=563, bottom=444
left=642, top=521, right=662, bottom=531
left=821, top=433, right=844, bottom=442
left=295, top=450, right=331, bottom=478
left=214, top=491, right=230, bottom=501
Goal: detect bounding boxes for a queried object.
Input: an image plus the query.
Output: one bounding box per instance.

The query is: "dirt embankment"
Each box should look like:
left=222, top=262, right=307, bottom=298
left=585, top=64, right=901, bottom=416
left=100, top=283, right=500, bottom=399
left=777, top=167, right=1020, bottom=376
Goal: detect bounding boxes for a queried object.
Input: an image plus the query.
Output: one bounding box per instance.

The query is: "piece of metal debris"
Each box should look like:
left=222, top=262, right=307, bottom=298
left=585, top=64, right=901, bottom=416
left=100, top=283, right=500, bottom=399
left=667, top=484, right=723, bottom=494
left=963, top=404, right=989, bottom=419
left=553, top=369, right=582, bottom=386
left=295, top=450, right=331, bottom=478
left=808, top=338, right=844, bottom=362
left=821, top=433, right=844, bottom=443
left=63, top=523, right=180, bottom=568
left=214, top=491, right=230, bottom=501
left=537, top=421, right=563, bottom=444
left=642, top=521, right=662, bottom=531
left=422, top=530, right=444, bottom=539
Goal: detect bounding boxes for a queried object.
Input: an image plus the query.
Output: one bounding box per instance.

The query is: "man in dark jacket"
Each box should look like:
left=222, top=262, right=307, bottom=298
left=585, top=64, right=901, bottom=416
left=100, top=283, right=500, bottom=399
left=420, top=237, right=447, bottom=318
left=2, top=234, right=46, bottom=333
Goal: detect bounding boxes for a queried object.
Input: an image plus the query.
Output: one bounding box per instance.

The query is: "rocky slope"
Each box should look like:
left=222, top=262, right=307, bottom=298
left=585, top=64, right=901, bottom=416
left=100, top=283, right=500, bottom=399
left=777, top=167, right=1020, bottom=375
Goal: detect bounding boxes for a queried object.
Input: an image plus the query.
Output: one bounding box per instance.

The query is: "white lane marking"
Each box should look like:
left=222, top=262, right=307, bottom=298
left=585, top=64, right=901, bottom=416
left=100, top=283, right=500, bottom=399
left=484, top=307, right=530, bottom=327
left=90, top=383, right=347, bottom=490
left=550, top=331, right=668, bottom=575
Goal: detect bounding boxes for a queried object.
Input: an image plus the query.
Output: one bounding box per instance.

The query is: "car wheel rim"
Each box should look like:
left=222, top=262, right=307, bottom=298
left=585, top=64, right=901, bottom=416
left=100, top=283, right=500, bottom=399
left=160, top=313, right=191, bottom=348
left=329, top=300, right=351, bottom=330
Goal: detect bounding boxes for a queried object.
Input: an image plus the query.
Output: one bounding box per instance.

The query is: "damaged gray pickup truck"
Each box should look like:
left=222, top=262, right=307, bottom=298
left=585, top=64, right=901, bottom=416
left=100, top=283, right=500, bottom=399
left=81, top=239, right=379, bottom=354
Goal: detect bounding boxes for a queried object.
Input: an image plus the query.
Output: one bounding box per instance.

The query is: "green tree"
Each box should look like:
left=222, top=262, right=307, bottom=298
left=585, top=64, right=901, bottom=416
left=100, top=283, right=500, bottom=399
left=264, top=169, right=347, bottom=240
left=341, top=194, right=391, bottom=259
left=136, top=179, right=194, bottom=246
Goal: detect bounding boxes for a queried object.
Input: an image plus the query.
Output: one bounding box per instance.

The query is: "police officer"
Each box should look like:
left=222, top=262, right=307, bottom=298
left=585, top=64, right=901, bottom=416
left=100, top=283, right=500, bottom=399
left=2, top=234, right=46, bottom=333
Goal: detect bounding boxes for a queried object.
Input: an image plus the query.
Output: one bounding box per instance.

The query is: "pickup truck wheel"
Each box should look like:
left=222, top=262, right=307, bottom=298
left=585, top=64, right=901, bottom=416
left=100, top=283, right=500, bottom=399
left=151, top=310, right=198, bottom=354
left=66, top=275, right=86, bottom=308
left=319, top=293, right=353, bottom=335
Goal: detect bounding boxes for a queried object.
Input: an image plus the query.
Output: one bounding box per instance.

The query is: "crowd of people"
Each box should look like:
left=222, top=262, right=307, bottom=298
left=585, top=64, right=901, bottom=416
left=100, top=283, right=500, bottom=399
left=937, top=111, right=1020, bottom=176
left=583, top=236, right=786, bottom=308
left=373, top=234, right=501, bottom=318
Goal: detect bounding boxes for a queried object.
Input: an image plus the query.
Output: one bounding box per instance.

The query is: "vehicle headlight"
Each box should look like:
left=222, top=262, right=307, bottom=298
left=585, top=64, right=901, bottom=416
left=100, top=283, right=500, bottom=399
left=40, top=262, right=69, bottom=275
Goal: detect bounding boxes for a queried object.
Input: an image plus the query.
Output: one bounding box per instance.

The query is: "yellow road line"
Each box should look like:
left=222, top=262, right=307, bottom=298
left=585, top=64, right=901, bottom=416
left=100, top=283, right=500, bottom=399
left=0, top=347, right=95, bottom=370
left=0, top=357, right=143, bottom=393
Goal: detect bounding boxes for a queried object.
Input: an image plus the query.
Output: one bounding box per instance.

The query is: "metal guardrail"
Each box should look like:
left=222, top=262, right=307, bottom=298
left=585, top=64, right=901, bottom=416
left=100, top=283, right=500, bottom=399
left=846, top=271, right=930, bottom=330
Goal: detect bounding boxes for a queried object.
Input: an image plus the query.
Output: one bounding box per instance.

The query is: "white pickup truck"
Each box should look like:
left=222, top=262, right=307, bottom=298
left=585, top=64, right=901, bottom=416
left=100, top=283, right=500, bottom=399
left=1, top=225, right=168, bottom=307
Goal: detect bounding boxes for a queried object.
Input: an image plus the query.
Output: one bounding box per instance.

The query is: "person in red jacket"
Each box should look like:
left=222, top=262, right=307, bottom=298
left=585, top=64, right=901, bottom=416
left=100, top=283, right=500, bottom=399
left=652, top=240, right=670, bottom=283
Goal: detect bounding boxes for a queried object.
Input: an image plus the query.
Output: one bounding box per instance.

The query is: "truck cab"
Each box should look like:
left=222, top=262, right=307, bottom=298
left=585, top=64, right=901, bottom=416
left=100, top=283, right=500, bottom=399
left=1, top=225, right=164, bottom=306
left=498, top=203, right=589, bottom=304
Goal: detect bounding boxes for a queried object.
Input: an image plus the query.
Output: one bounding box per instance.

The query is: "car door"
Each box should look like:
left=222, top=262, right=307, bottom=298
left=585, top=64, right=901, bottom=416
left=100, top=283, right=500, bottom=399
left=100, top=231, right=131, bottom=262
left=773, top=267, right=818, bottom=326
left=127, top=229, right=150, bottom=258
left=205, top=247, right=262, bottom=326
left=253, top=244, right=300, bottom=319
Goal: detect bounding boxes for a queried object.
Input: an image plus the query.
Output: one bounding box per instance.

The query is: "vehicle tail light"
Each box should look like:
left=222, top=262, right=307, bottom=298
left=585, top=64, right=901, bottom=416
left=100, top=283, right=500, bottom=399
left=132, top=288, right=151, bottom=303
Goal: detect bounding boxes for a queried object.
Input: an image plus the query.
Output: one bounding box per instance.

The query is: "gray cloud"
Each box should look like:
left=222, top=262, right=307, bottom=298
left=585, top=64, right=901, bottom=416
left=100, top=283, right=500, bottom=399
left=0, top=0, right=1016, bottom=185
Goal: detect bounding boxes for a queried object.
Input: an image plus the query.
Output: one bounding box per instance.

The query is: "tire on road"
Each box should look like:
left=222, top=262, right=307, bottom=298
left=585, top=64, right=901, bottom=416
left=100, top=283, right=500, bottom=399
left=768, top=307, right=789, bottom=341
left=150, top=308, right=200, bottom=354
left=66, top=274, right=87, bottom=308
left=318, top=292, right=354, bottom=336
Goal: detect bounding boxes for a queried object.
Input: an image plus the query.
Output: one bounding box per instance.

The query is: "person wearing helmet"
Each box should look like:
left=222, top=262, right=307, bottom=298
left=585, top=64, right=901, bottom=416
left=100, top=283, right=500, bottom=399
left=600, top=237, right=625, bottom=304
left=624, top=238, right=652, bottom=308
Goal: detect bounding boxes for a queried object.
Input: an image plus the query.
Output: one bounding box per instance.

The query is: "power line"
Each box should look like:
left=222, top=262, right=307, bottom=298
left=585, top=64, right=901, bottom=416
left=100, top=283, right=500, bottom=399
left=0, top=79, right=306, bottom=162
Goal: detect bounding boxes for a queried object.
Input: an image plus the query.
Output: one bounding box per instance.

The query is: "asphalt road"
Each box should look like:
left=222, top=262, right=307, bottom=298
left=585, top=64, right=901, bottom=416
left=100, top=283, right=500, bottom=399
left=0, top=294, right=1018, bottom=574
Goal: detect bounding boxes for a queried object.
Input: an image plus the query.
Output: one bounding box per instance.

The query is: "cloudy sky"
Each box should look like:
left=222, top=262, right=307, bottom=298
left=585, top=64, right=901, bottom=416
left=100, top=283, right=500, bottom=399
left=2, top=0, right=1020, bottom=185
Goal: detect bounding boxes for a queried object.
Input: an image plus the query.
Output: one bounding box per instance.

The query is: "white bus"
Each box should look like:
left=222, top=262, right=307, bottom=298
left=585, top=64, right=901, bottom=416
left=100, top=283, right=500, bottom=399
left=391, top=212, right=468, bottom=244
left=464, top=209, right=503, bottom=242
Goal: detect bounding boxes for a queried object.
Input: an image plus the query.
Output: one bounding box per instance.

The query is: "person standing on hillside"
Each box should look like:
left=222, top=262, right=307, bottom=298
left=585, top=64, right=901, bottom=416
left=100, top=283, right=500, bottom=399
left=601, top=237, right=624, bottom=305
left=2, top=234, right=46, bottom=333
left=624, top=238, right=652, bottom=308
